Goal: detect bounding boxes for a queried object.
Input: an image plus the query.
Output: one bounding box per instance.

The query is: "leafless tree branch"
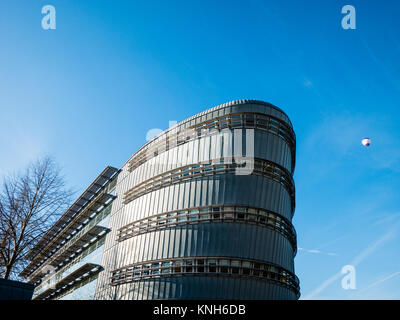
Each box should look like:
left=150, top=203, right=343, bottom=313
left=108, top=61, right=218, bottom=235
left=0, top=156, right=73, bottom=280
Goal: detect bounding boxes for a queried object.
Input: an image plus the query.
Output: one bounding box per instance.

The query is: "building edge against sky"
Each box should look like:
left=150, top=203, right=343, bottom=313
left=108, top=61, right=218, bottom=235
left=20, top=99, right=299, bottom=300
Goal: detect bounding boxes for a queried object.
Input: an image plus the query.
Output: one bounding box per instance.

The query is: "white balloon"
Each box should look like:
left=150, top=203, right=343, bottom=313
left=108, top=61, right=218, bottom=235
left=361, top=138, right=371, bottom=147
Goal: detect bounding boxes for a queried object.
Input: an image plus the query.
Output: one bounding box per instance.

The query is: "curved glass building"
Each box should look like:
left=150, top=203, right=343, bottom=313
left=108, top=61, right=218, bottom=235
left=97, top=99, right=299, bottom=300
left=22, top=99, right=299, bottom=300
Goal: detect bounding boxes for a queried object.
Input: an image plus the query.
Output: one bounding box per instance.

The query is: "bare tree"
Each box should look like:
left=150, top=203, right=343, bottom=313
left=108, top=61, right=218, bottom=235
left=0, top=157, right=72, bottom=280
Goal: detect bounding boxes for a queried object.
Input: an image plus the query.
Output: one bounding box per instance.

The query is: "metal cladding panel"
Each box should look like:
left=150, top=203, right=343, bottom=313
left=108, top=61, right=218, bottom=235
left=121, top=100, right=293, bottom=169
left=127, top=129, right=293, bottom=188
left=113, top=223, right=294, bottom=272
left=119, top=174, right=292, bottom=224
left=95, top=100, right=298, bottom=300
left=114, top=277, right=297, bottom=300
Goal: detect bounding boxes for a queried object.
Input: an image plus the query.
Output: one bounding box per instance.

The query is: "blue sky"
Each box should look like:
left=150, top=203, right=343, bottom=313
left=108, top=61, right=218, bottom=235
left=1, top=0, right=400, bottom=299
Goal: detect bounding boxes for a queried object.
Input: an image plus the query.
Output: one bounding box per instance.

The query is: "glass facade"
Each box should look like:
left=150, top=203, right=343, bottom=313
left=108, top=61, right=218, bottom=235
left=58, top=274, right=99, bottom=300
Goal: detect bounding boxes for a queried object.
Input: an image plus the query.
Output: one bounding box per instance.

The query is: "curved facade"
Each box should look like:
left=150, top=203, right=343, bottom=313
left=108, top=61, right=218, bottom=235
left=95, top=99, right=299, bottom=300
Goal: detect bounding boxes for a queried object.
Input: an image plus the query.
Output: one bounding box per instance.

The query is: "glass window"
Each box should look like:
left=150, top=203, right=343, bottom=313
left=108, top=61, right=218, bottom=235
left=220, top=259, right=229, bottom=266
left=208, top=259, right=217, bottom=266
left=231, top=260, right=240, bottom=267
left=220, top=266, right=229, bottom=273
left=174, top=266, right=181, bottom=273
left=237, top=213, right=245, bottom=220
left=174, top=260, right=182, bottom=272
left=242, top=268, right=250, bottom=275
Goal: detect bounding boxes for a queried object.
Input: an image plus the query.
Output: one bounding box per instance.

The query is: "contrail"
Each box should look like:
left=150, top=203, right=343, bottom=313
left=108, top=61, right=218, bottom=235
left=302, top=225, right=398, bottom=299
left=352, top=271, right=400, bottom=297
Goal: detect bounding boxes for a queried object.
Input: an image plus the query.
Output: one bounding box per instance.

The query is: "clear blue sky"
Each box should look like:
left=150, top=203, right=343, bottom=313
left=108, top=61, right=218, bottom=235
left=1, top=0, right=400, bottom=299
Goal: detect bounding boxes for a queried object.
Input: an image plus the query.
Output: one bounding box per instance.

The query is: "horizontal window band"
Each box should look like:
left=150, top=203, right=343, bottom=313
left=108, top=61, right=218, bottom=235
left=123, top=157, right=295, bottom=212
left=128, top=112, right=296, bottom=174
left=31, top=235, right=107, bottom=289
left=33, top=263, right=102, bottom=300
left=117, top=205, right=297, bottom=253
left=110, top=256, right=299, bottom=298
left=112, top=273, right=299, bottom=298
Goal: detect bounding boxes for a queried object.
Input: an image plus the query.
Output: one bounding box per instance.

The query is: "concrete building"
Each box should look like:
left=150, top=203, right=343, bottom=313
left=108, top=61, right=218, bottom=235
left=21, top=99, right=299, bottom=300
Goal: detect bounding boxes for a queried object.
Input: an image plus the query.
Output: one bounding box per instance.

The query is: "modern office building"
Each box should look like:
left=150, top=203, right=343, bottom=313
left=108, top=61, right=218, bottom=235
left=21, top=99, right=299, bottom=300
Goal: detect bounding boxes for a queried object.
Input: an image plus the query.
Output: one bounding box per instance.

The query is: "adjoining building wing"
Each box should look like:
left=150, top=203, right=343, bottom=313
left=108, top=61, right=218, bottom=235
left=20, top=166, right=120, bottom=300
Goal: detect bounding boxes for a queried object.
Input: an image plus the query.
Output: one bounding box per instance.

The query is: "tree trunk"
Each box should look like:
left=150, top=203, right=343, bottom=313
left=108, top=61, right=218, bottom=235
left=4, top=265, right=12, bottom=280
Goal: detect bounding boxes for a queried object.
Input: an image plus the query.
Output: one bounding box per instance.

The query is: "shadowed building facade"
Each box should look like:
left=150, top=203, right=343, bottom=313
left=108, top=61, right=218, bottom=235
left=21, top=99, right=299, bottom=300
left=0, top=279, right=34, bottom=300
